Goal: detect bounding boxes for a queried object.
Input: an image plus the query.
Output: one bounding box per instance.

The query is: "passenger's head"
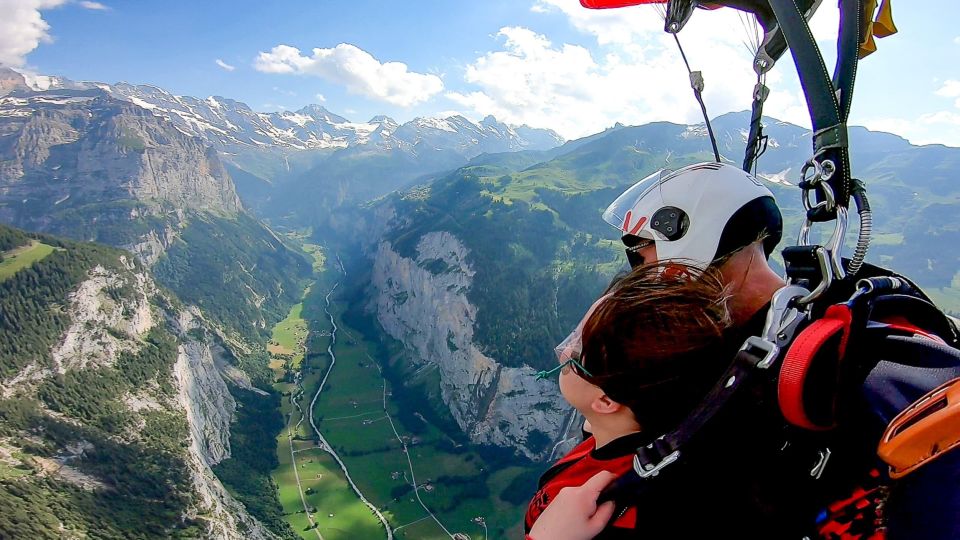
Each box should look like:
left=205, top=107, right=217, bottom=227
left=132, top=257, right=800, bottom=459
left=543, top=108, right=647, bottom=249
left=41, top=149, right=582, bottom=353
left=603, top=162, right=782, bottom=269
left=557, top=262, right=734, bottom=435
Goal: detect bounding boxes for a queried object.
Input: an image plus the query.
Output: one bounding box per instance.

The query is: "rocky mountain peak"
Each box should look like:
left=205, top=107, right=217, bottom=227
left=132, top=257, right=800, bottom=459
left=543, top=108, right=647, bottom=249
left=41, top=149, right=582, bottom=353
left=0, top=88, right=242, bottom=248
left=0, top=67, right=29, bottom=96
left=368, top=114, right=398, bottom=127
left=295, top=103, right=346, bottom=122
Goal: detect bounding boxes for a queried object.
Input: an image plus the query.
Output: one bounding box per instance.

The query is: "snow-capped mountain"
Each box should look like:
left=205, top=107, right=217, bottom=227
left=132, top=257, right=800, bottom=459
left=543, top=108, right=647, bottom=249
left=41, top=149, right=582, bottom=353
left=0, top=68, right=563, bottom=159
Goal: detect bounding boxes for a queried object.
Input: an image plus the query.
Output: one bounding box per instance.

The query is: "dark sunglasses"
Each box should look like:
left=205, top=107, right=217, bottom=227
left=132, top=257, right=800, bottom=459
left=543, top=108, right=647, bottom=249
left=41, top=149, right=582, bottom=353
left=535, top=356, right=594, bottom=381
left=622, top=234, right=654, bottom=268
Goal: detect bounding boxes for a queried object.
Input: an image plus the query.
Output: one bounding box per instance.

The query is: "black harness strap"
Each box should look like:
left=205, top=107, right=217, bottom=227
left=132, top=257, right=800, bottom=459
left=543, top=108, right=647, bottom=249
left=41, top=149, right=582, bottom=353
left=599, top=342, right=773, bottom=514
left=766, top=0, right=864, bottom=213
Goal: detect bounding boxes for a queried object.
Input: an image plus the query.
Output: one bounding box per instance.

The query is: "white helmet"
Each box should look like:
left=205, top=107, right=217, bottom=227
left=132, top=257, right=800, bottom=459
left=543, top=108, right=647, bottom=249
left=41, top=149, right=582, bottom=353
left=603, top=162, right=782, bottom=268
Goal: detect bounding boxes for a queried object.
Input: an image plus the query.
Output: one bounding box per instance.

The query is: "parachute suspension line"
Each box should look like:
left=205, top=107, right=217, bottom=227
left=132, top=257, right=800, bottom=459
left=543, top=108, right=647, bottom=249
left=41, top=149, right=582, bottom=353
left=743, top=69, right=770, bottom=174
left=736, top=11, right=763, bottom=58
left=740, top=12, right=768, bottom=174
left=671, top=33, right=721, bottom=163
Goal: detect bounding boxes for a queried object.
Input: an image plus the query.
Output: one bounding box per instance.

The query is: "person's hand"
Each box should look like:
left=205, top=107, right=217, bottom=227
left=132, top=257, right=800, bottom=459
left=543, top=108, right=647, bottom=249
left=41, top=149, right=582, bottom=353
left=528, top=471, right=618, bottom=540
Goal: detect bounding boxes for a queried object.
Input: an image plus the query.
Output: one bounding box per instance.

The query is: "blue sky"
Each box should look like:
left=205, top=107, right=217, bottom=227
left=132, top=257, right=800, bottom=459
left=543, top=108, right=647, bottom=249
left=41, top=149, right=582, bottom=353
left=4, top=0, right=959, bottom=146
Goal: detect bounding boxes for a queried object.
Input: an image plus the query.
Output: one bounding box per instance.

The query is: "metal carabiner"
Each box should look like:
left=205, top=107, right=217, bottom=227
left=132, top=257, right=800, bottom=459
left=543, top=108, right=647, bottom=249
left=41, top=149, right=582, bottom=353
left=762, top=285, right=811, bottom=347
left=802, top=177, right=837, bottom=214
left=796, top=246, right=834, bottom=306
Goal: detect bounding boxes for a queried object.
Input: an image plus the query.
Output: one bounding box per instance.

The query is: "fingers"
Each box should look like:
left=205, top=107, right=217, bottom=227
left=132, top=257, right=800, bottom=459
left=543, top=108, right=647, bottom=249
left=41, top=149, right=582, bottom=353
left=589, top=500, right=616, bottom=527
left=581, top=470, right=618, bottom=494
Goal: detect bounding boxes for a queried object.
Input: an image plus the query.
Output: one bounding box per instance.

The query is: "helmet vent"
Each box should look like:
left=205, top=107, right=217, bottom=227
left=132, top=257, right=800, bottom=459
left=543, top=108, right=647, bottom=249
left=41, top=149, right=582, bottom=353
left=687, top=162, right=723, bottom=171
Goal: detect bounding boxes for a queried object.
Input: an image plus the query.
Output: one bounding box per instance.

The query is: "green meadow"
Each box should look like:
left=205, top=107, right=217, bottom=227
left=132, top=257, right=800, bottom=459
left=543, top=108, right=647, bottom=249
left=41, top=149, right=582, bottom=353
left=268, top=239, right=389, bottom=540
left=0, top=241, right=56, bottom=282
left=312, top=299, right=531, bottom=539
left=269, top=301, right=309, bottom=370
left=270, top=311, right=386, bottom=539
left=269, top=234, right=535, bottom=539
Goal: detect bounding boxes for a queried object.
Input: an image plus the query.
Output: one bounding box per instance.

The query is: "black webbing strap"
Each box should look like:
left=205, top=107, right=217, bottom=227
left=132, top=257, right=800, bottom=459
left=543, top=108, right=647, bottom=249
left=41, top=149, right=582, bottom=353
left=834, top=0, right=862, bottom=122
left=599, top=342, right=772, bottom=513
left=767, top=0, right=854, bottom=212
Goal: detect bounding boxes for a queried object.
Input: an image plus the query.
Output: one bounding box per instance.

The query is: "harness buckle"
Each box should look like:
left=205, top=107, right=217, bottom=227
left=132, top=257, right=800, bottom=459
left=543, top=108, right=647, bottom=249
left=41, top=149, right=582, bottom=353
left=740, top=336, right=778, bottom=370
left=740, top=285, right=810, bottom=369
left=764, top=285, right=810, bottom=344
left=633, top=448, right=681, bottom=479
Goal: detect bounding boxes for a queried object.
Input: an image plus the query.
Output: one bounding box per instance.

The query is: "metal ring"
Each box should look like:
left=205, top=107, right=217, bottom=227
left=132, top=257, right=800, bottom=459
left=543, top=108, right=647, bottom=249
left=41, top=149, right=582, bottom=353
left=820, top=159, right=836, bottom=181
left=800, top=159, right=823, bottom=185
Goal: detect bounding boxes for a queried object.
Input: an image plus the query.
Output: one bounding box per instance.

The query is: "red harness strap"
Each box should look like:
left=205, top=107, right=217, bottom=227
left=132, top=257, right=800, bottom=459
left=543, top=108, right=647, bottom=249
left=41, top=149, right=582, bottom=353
left=779, top=304, right=854, bottom=430
left=779, top=303, right=949, bottom=431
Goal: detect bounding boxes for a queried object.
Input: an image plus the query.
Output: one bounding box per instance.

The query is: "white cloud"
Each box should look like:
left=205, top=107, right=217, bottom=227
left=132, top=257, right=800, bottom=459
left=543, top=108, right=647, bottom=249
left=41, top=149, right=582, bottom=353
left=450, top=16, right=798, bottom=139
left=456, top=1, right=855, bottom=139
left=954, top=36, right=960, bottom=45
left=0, top=0, right=68, bottom=67
left=514, top=1, right=954, bottom=146
left=315, top=93, right=326, bottom=102
left=936, top=80, right=960, bottom=97
left=254, top=43, right=443, bottom=107
left=215, top=58, right=235, bottom=71
left=936, top=79, right=960, bottom=108
left=920, top=110, right=960, bottom=125
left=78, top=1, right=109, bottom=10
left=861, top=113, right=960, bottom=147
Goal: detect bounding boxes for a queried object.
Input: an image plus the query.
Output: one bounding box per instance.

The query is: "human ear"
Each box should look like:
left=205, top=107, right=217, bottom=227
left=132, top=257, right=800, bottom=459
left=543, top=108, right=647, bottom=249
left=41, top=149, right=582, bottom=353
left=590, top=394, right=622, bottom=415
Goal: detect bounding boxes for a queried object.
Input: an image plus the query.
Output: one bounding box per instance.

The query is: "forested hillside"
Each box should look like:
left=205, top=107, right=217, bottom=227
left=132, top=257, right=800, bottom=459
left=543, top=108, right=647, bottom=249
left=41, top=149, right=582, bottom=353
left=0, top=224, right=283, bottom=539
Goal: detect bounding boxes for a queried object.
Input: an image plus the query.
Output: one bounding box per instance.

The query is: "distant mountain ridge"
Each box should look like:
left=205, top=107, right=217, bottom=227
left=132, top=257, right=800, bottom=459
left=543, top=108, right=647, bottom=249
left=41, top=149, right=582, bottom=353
left=0, top=68, right=563, bottom=159
left=0, top=88, right=241, bottom=238
left=0, top=67, right=565, bottom=224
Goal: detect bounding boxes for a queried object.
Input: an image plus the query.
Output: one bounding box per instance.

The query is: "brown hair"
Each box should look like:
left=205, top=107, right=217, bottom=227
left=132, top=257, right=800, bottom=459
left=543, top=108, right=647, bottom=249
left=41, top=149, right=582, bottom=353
left=580, top=261, right=734, bottom=434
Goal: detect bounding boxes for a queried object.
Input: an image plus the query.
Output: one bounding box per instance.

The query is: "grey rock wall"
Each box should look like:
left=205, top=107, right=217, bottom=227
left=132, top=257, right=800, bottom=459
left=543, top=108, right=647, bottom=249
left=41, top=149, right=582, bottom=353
left=371, top=231, right=573, bottom=460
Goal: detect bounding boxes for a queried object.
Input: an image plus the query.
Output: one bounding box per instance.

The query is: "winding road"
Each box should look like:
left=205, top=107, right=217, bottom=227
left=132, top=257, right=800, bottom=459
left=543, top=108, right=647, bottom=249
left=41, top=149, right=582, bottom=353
left=369, top=355, right=454, bottom=538
left=305, top=259, right=394, bottom=539
left=285, top=251, right=458, bottom=540
left=285, top=380, right=323, bottom=539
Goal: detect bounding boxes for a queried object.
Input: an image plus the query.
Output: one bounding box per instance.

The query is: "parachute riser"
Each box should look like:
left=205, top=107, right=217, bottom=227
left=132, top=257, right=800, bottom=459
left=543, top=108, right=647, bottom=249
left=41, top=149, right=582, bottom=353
left=765, top=0, right=864, bottom=214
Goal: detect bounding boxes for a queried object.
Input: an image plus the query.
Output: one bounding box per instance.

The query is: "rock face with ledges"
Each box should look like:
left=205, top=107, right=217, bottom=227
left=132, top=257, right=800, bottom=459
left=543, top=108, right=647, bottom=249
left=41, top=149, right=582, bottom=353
left=0, top=231, right=277, bottom=539
left=371, top=231, right=574, bottom=460
left=0, top=89, right=241, bottom=240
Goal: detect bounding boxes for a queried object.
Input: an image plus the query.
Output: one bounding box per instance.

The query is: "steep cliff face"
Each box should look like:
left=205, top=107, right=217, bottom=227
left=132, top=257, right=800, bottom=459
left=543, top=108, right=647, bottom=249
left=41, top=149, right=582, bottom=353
left=370, top=231, right=574, bottom=460
left=51, top=259, right=154, bottom=373
left=0, top=89, right=242, bottom=243
left=0, top=229, right=278, bottom=539
left=169, top=308, right=236, bottom=467
left=0, top=88, right=311, bottom=374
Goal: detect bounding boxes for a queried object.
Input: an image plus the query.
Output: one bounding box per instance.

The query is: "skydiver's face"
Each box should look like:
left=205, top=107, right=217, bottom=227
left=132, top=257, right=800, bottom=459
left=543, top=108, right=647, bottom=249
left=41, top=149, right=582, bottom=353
left=558, top=354, right=601, bottom=416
